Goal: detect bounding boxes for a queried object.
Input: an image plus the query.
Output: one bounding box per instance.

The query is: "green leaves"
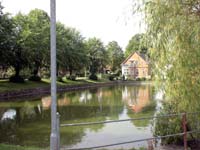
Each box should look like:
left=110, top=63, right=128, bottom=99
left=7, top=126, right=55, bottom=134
left=56, top=22, right=86, bottom=75
left=140, top=0, right=200, bottom=143
left=125, top=33, right=148, bottom=57
left=106, top=41, right=124, bottom=72
left=85, top=38, right=108, bottom=75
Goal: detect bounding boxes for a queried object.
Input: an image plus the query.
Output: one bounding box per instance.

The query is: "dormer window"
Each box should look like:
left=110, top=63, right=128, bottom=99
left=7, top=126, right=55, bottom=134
left=134, top=61, right=138, bottom=65
left=130, top=60, right=138, bottom=65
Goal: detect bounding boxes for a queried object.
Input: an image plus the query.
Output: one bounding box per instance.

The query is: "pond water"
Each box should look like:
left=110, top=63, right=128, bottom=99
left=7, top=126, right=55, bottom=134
left=0, top=83, right=162, bottom=149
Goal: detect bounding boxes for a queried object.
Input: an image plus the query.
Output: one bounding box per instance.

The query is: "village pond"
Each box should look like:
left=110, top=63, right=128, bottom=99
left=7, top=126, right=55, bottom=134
left=0, top=83, right=163, bottom=149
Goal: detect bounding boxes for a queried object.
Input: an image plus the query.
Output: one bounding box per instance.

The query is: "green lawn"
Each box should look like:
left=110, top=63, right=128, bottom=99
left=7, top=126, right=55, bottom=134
left=0, top=80, right=49, bottom=92
left=0, top=144, right=47, bottom=150
left=0, top=77, right=110, bottom=93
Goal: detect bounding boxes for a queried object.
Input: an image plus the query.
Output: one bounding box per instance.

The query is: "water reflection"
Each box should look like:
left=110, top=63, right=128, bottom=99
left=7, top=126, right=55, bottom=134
left=1, top=109, right=16, bottom=120
left=0, top=83, right=159, bottom=149
left=122, top=85, right=151, bottom=113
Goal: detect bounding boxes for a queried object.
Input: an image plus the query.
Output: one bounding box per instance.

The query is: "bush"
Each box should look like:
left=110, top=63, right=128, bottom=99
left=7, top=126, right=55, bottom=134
left=9, top=75, right=25, bottom=83
left=136, top=77, right=146, bottom=81
left=57, top=76, right=64, bottom=82
left=89, top=74, right=98, bottom=80
left=141, top=77, right=146, bottom=81
left=108, top=75, right=115, bottom=81
left=153, top=102, right=183, bottom=145
left=67, top=75, right=76, bottom=81
left=136, top=78, right=141, bottom=81
left=115, top=70, right=121, bottom=76
left=29, top=76, right=41, bottom=82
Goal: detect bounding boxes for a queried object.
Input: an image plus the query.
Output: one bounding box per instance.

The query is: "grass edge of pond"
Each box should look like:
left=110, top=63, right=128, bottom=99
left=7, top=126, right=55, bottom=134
left=0, top=143, right=146, bottom=150
left=0, top=144, right=48, bottom=150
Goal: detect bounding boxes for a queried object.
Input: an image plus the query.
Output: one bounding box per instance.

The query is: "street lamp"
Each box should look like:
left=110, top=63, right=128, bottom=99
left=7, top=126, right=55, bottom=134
left=50, top=0, right=58, bottom=150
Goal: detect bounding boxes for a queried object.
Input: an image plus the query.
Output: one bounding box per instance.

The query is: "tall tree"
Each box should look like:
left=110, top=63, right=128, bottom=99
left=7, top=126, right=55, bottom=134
left=0, top=3, right=15, bottom=69
left=125, top=33, right=147, bottom=57
left=145, top=0, right=200, bottom=111
left=106, top=41, right=124, bottom=72
left=141, top=0, right=200, bottom=143
left=9, top=13, right=30, bottom=82
left=0, top=2, right=2, bottom=15
left=26, top=9, right=50, bottom=80
left=85, top=38, right=108, bottom=77
left=56, top=22, right=87, bottom=76
left=0, top=10, right=30, bottom=82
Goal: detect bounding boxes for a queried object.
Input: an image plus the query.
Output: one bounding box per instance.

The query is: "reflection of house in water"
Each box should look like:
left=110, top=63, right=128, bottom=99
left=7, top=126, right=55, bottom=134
left=122, top=86, right=150, bottom=113
left=42, top=96, right=70, bottom=109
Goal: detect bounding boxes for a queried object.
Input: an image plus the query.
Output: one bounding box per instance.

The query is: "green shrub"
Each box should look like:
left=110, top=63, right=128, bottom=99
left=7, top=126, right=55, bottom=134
left=141, top=77, right=146, bottom=81
left=108, top=75, right=115, bottom=81
left=29, top=76, right=41, bottom=82
left=153, top=103, right=182, bottom=144
left=67, top=75, right=76, bottom=81
left=9, top=75, right=25, bottom=83
left=57, top=76, right=64, bottom=82
left=89, top=74, right=98, bottom=80
left=115, top=70, right=121, bottom=76
left=136, top=78, right=141, bottom=81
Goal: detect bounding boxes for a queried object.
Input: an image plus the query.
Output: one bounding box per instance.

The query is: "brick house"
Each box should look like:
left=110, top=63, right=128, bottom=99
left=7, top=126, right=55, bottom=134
left=121, top=52, right=150, bottom=79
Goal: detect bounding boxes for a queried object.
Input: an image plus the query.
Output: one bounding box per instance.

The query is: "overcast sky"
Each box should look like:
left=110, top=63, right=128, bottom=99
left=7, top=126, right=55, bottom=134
left=2, top=0, right=145, bottom=50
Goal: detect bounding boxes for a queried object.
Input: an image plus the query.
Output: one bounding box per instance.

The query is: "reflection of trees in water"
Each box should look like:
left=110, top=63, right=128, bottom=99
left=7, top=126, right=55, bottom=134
left=59, top=86, right=125, bottom=146
left=0, top=101, right=52, bottom=147
left=58, top=86, right=126, bottom=146
left=0, top=86, right=126, bottom=148
left=0, top=119, right=19, bottom=144
left=0, top=85, right=157, bottom=148
left=0, top=108, right=6, bottom=119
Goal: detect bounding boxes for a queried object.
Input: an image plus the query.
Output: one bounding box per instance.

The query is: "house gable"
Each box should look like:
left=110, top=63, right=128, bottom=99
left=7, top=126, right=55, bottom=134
left=121, top=52, right=148, bottom=66
left=121, top=52, right=151, bottom=79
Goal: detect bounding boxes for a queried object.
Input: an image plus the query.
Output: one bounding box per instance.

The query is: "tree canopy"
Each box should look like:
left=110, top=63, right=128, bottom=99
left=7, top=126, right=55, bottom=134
left=85, top=38, right=108, bottom=76
left=125, top=33, right=147, bottom=57
left=106, top=41, right=124, bottom=72
left=141, top=0, right=200, bottom=143
left=144, top=0, right=200, bottom=111
left=0, top=5, right=126, bottom=82
left=25, top=9, right=50, bottom=78
left=56, top=22, right=87, bottom=76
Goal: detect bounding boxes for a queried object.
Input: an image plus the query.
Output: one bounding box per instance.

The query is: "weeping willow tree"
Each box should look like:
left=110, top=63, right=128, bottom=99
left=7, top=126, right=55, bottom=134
left=144, top=0, right=200, bottom=112
left=137, top=0, right=200, bottom=144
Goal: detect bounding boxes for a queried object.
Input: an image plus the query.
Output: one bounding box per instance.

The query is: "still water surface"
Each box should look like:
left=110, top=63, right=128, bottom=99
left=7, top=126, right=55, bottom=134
left=0, top=83, right=162, bottom=149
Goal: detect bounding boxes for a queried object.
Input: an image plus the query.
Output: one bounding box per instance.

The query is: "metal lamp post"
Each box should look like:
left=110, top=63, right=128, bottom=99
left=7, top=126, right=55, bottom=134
left=50, top=0, right=58, bottom=149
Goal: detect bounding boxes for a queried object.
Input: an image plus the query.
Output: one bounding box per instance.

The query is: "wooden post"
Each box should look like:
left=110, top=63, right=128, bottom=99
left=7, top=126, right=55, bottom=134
left=182, top=113, right=187, bottom=150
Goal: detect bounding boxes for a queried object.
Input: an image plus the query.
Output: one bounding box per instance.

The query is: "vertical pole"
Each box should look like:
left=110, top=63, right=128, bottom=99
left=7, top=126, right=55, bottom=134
left=182, top=113, right=187, bottom=150
left=57, top=112, right=60, bottom=150
left=50, top=0, right=57, bottom=150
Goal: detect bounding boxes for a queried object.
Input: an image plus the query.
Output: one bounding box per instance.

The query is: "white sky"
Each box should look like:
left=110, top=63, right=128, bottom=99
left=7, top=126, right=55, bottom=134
left=2, top=0, right=145, bottom=50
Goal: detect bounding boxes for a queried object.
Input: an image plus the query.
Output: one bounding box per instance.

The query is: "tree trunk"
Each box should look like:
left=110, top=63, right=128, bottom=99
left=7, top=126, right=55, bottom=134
left=69, top=68, right=73, bottom=76
left=33, top=60, right=40, bottom=77
left=14, top=65, right=20, bottom=77
left=33, top=66, right=39, bottom=77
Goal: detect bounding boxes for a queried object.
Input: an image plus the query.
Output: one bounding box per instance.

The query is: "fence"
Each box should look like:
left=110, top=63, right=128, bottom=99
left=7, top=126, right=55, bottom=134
left=57, top=112, right=200, bottom=150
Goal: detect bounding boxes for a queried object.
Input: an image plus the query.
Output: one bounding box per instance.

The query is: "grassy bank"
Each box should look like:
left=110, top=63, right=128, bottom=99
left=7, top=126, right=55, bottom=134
left=0, top=144, right=146, bottom=150
left=0, top=144, right=47, bottom=150
left=0, top=77, right=110, bottom=93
